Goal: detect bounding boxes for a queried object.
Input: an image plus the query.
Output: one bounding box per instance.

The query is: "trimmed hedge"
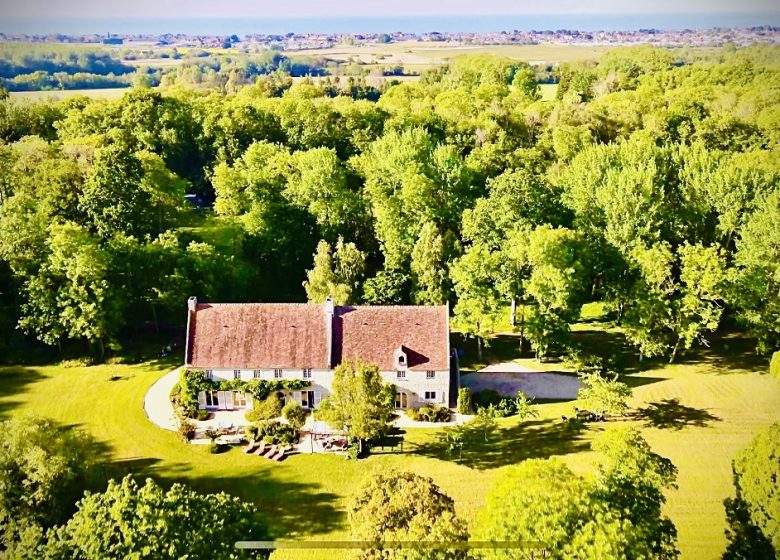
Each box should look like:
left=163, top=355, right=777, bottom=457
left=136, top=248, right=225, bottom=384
left=457, top=387, right=473, bottom=414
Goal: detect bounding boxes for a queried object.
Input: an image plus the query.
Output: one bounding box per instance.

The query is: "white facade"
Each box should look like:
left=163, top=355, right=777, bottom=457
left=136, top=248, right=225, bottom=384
left=196, top=366, right=451, bottom=411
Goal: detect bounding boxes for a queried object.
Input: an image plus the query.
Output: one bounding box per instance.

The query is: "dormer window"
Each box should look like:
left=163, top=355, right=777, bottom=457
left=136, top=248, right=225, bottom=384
left=394, top=346, right=408, bottom=371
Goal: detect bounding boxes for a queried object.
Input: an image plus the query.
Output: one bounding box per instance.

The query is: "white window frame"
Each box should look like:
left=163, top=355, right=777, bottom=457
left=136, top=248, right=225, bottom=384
left=303, top=368, right=312, bottom=379
left=426, top=371, right=435, bottom=379
left=253, top=370, right=262, bottom=379
left=274, top=369, right=283, bottom=379
left=204, top=369, right=213, bottom=380
left=424, top=391, right=436, bottom=401
left=233, top=369, right=241, bottom=380
left=396, top=370, right=406, bottom=379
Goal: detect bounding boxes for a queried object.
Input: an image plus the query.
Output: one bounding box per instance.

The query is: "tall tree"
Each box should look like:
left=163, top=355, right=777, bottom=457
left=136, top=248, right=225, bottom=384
left=410, top=222, right=448, bottom=305
left=40, top=476, right=268, bottom=560
left=451, top=243, right=503, bottom=361
left=0, top=416, right=96, bottom=551
left=349, top=470, right=469, bottom=560
left=315, top=359, right=395, bottom=454
left=303, top=238, right=366, bottom=305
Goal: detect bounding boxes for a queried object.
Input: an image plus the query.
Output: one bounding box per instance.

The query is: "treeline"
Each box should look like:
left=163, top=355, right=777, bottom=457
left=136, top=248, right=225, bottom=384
left=0, top=44, right=134, bottom=78
left=0, top=71, right=131, bottom=91
left=0, top=45, right=331, bottom=92
left=0, top=45, right=778, bottom=361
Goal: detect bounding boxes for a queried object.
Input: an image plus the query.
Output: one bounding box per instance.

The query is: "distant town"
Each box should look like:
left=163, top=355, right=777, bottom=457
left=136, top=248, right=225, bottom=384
left=2, top=25, right=779, bottom=50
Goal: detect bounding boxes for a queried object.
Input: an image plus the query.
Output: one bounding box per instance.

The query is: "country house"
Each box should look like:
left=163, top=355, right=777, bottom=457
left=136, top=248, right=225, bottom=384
left=184, top=297, right=457, bottom=412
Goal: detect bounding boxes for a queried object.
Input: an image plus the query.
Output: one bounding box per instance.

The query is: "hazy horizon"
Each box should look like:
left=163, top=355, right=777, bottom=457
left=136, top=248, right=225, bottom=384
left=2, top=11, right=780, bottom=35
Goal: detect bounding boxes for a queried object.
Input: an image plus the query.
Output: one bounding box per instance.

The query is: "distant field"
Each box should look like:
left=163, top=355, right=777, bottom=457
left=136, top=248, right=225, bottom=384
left=539, top=82, right=558, bottom=101
left=9, top=87, right=130, bottom=101
left=285, top=41, right=611, bottom=68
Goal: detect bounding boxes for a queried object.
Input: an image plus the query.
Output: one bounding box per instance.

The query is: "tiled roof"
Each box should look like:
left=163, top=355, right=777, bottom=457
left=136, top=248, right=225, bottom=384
left=334, top=305, right=450, bottom=371
left=187, top=303, right=330, bottom=369
left=186, top=301, right=450, bottom=371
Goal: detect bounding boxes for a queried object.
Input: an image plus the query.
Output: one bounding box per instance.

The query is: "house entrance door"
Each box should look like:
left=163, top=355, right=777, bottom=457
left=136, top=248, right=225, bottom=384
left=301, top=390, right=321, bottom=409
left=394, top=392, right=407, bottom=409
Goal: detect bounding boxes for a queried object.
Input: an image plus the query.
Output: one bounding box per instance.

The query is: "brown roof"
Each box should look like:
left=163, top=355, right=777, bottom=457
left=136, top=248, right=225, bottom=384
left=186, top=301, right=450, bottom=371
left=187, top=303, right=330, bottom=369
left=334, top=305, right=449, bottom=371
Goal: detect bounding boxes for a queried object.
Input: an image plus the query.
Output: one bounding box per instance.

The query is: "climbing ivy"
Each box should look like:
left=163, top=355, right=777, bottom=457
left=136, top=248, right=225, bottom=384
left=176, top=369, right=310, bottom=415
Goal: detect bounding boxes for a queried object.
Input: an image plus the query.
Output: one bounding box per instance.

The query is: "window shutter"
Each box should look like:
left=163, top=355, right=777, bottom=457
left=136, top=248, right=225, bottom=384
left=314, top=390, right=322, bottom=406
left=198, top=391, right=206, bottom=410
left=225, top=391, right=234, bottom=410
left=440, top=391, right=446, bottom=403
left=246, top=394, right=254, bottom=409
left=293, top=391, right=301, bottom=403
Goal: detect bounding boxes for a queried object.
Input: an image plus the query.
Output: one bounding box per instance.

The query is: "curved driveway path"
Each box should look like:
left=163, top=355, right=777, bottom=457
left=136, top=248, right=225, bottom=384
left=143, top=367, right=181, bottom=431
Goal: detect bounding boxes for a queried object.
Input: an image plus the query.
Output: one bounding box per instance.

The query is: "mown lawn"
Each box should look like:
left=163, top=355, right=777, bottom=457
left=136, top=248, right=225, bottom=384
left=2, top=320, right=778, bottom=559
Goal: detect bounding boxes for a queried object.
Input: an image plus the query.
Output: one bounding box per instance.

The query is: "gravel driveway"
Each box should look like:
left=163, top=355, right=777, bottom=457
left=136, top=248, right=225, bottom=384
left=462, top=362, right=582, bottom=400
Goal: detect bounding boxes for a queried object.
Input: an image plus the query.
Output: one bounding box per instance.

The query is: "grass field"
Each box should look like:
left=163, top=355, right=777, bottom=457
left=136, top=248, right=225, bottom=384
left=2, top=312, right=778, bottom=559
left=287, top=41, right=610, bottom=67
left=9, top=87, right=130, bottom=101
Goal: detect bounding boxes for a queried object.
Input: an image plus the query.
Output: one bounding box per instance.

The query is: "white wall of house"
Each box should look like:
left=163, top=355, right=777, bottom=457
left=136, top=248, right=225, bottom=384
left=195, top=367, right=451, bottom=410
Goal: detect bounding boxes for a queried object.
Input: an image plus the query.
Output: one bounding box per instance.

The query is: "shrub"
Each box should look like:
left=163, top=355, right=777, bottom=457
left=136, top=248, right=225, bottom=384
left=274, top=425, right=299, bottom=445
left=248, top=393, right=284, bottom=422
left=196, top=409, right=210, bottom=421
left=563, top=348, right=607, bottom=375
left=253, top=420, right=298, bottom=445
left=245, top=424, right=259, bottom=441
left=60, top=357, right=96, bottom=368
left=771, top=351, right=779, bottom=379
left=457, top=387, right=473, bottom=414
left=347, top=439, right=360, bottom=460
left=256, top=420, right=282, bottom=439
left=424, top=405, right=451, bottom=422
left=282, top=401, right=307, bottom=431
left=204, top=428, right=220, bottom=442
left=207, top=442, right=222, bottom=454
left=473, top=389, right=503, bottom=410
left=408, top=405, right=450, bottom=422
left=473, top=389, right=517, bottom=417
left=178, top=420, right=196, bottom=442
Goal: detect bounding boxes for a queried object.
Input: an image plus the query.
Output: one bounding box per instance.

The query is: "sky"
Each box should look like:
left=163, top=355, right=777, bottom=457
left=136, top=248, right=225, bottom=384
left=3, top=0, right=779, bottom=19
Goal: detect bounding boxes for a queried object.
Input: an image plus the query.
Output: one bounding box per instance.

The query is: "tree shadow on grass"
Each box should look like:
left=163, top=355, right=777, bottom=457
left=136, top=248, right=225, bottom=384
left=411, top=418, right=592, bottom=470
left=0, top=366, right=48, bottom=419
left=103, top=452, right=344, bottom=538
left=636, top=398, right=720, bottom=430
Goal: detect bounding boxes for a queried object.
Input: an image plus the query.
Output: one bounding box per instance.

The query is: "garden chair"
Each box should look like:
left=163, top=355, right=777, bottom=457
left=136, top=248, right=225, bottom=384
left=253, top=442, right=267, bottom=455
left=263, top=444, right=278, bottom=458
left=272, top=445, right=291, bottom=461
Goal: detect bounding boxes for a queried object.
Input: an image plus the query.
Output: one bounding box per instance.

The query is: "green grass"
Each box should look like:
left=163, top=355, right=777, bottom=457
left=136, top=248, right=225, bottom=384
left=9, top=87, right=131, bottom=101
left=2, top=319, right=779, bottom=559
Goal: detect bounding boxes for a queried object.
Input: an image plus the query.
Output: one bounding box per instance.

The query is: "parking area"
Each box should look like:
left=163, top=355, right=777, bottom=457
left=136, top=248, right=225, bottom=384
left=461, top=362, right=582, bottom=400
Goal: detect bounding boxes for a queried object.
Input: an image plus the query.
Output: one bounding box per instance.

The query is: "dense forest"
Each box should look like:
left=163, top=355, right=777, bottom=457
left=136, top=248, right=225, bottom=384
left=0, top=45, right=778, bottom=363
